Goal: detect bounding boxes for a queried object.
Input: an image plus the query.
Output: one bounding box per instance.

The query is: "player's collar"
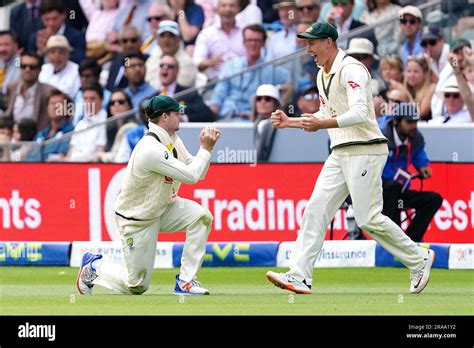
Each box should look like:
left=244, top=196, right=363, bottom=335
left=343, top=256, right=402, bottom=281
left=148, top=122, right=176, bottom=147
left=327, top=48, right=347, bottom=75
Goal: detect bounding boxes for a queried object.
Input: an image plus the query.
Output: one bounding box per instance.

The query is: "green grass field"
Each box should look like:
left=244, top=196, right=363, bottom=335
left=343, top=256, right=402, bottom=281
left=0, top=267, right=472, bottom=315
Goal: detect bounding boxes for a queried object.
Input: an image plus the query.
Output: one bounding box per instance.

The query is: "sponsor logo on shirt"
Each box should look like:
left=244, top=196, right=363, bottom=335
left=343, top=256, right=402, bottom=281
left=348, top=80, right=361, bottom=89
left=164, top=176, right=173, bottom=184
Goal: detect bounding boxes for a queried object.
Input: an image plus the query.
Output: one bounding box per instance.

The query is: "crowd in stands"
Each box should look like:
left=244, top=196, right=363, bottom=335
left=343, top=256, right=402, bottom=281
left=0, top=0, right=473, bottom=164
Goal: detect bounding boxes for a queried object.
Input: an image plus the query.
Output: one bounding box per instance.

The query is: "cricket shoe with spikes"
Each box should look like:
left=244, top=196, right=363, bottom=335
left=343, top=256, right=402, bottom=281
left=410, top=249, right=435, bottom=294
left=76, top=252, right=103, bottom=295
left=173, top=275, right=210, bottom=295
left=266, top=271, right=312, bottom=294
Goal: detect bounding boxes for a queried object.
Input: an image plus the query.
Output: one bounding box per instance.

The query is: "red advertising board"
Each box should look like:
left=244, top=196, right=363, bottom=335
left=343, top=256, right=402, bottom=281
left=0, top=163, right=472, bottom=243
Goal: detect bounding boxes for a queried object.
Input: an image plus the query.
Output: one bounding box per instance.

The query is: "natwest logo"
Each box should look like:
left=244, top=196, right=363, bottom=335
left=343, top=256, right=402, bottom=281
left=0, top=190, right=41, bottom=229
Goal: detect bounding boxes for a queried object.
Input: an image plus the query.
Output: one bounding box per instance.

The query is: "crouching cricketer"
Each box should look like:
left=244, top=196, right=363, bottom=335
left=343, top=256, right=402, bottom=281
left=77, top=95, right=221, bottom=296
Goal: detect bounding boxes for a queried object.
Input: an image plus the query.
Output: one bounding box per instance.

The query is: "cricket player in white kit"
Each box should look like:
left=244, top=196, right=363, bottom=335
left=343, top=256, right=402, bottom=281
left=266, top=22, right=435, bottom=295
left=77, top=95, right=220, bottom=296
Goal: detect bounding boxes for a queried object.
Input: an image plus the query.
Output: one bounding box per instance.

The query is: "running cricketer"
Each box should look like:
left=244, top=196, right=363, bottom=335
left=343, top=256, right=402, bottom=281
left=266, top=22, right=435, bottom=294
left=77, top=95, right=220, bottom=296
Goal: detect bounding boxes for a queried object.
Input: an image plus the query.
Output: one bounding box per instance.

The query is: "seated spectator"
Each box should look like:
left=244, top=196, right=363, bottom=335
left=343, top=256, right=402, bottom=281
left=296, top=0, right=321, bottom=23
left=113, top=0, right=154, bottom=41
left=359, top=0, right=401, bottom=57
left=235, top=0, right=263, bottom=28
left=167, top=0, right=205, bottom=55
left=252, top=84, right=281, bottom=161
left=29, top=89, right=75, bottom=162
left=377, top=87, right=414, bottom=127
left=403, top=56, right=436, bottom=120
left=39, top=35, right=81, bottom=99
left=380, top=112, right=443, bottom=242
left=28, top=0, right=86, bottom=64
left=379, top=54, right=404, bottom=93
left=79, top=0, right=120, bottom=43
left=73, top=59, right=112, bottom=125
left=146, top=21, right=198, bottom=89
left=209, top=24, right=290, bottom=120
left=0, top=31, right=21, bottom=102
left=432, top=38, right=472, bottom=117
left=9, top=0, right=44, bottom=50
left=325, top=0, right=377, bottom=51
left=3, top=52, right=53, bottom=131
left=66, top=83, right=107, bottom=162
left=266, top=0, right=298, bottom=65
left=453, top=46, right=474, bottom=117
left=421, top=26, right=449, bottom=79
left=141, top=3, right=172, bottom=55
left=398, top=5, right=423, bottom=65
left=0, top=118, right=13, bottom=161
left=9, top=118, right=38, bottom=162
left=431, top=76, right=473, bottom=124
left=346, top=38, right=384, bottom=95
left=106, top=26, right=145, bottom=91
left=158, top=55, right=217, bottom=122
left=124, top=51, right=157, bottom=108
left=293, top=78, right=319, bottom=115
left=193, top=0, right=246, bottom=80
left=99, top=89, right=137, bottom=162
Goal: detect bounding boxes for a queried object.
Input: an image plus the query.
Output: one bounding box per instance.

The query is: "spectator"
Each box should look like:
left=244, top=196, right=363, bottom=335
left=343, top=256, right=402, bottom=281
left=0, top=31, right=21, bottom=97
left=381, top=112, right=443, bottom=242
left=9, top=0, right=44, bottom=50
left=196, top=0, right=218, bottom=28
left=257, top=0, right=279, bottom=24
left=113, top=0, right=154, bottom=41
left=452, top=46, right=474, bottom=117
left=38, top=35, right=81, bottom=99
left=294, top=19, right=319, bottom=82
left=266, top=0, right=298, bottom=63
left=193, top=0, right=246, bottom=80
left=28, top=0, right=86, bottom=64
left=146, top=21, right=198, bottom=89
left=3, top=52, right=53, bottom=131
left=398, top=5, right=423, bottom=65
left=377, top=87, right=414, bottom=127
left=159, top=55, right=217, bottom=122
left=235, top=0, right=263, bottom=28
left=294, top=78, right=319, bottom=115
left=124, top=51, right=157, bottom=108
left=403, top=56, right=436, bottom=120
left=74, top=60, right=112, bottom=126
left=0, top=118, right=14, bottom=161
left=66, top=83, right=107, bottom=162
left=106, top=26, right=145, bottom=91
left=9, top=118, right=38, bottom=162
left=29, top=89, right=75, bottom=162
left=209, top=24, right=291, bottom=120
left=296, top=0, right=321, bottom=23
left=99, top=89, right=136, bottom=162
left=346, top=38, right=384, bottom=95
left=379, top=54, right=404, bottom=93
left=421, top=25, right=450, bottom=79
left=253, top=84, right=281, bottom=161
left=141, top=3, right=172, bottom=55
left=79, top=0, right=120, bottom=43
left=167, top=0, right=205, bottom=55
left=431, top=76, right=472, bottom=123
left=326, top=0, right=378, bottom=50
left=359, top=0, right=401, bottom=57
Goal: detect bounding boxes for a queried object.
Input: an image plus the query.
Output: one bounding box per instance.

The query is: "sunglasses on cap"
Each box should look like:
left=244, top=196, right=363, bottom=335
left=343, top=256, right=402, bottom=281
left=421, top=39, right=437, bottom=47
left=303, top=93, right=318, bottom=101
left=147, top=16, right=165, bottom=22
left=298, top=5, right=317, bottom=11
left=110, top=99, right=128, bottom=106
left=332, top=0, right=348, bottom=5
left=256, top=96, right=275, bottom=102
left=399, top=18, right=419, bottom=25
left=20, top=63, right=40, bottom=70
left=444, top=93, right=460, bottom=99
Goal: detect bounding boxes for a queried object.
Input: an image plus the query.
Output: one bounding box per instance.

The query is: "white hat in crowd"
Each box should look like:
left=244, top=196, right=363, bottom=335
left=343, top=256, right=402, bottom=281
left=46, top=35, right=73, bottom=52
left=346, top=38, right=379, bottom=60
left=157, top=20, right=181, bottom=37
left=398, top=5, right=423, bottom=20
left=256, top=84, right=281, bottom=104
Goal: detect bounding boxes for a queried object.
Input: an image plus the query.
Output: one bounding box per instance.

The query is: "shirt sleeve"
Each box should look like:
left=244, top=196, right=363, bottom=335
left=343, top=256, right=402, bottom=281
left=209, top=62, right=232, bottom=107
left=138, top=141, right=211, bottom=184
left=175, top=137, right=211, bottom=180
left=335, top=63, right=370, bottom=128
left=192, top=30, right=209, bottom=66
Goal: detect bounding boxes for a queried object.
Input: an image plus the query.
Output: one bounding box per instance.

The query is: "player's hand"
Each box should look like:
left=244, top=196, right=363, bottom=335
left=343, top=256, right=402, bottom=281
left=300, top=113, right=322, bottom=132
left=271, top=109, right=290, bottom=128
left=419, top=166, right=432, bottom=179
left=200, top=125, right=221, bottom=152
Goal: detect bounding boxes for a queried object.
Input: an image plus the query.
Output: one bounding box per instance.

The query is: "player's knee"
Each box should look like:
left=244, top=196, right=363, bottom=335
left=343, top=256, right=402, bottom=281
left=128, top=284, right=148, bottom=295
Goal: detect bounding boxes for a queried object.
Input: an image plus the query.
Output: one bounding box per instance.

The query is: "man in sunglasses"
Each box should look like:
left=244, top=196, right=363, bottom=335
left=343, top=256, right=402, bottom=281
left=421, top=26, right=449, bottom=79
left=141, top=3, right=172, bottom=55
left=431, top=76, right=472, bottom=124
left=296, top=0, right=321, bottom=23
left=398, top=5, right=424, bottom=65
left=266, top=22, right=435, bottom=295
left=2, top=51, right=53, bottom=131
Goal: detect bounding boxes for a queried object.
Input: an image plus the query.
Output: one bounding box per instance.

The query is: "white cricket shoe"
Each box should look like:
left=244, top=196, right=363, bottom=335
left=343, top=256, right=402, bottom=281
left=173, top=275, right=209, bottom=295
left=76, top=252, right=103, bottom=295
left=410, top=249, right=435, bottom=294
left=266, top=271, right=312, bottom=294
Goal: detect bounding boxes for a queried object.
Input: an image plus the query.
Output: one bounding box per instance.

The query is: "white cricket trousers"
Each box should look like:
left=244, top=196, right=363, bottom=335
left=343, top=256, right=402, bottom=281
left=289, top=152, right=425, bottom=285
left=93, top=197, right=213, bottom=294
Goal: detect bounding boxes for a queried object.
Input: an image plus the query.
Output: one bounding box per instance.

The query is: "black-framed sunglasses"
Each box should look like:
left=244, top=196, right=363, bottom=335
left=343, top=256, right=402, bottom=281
left=298, top=5, right=317, bottom=11
left=147, top=16, right=164, bottom=22
left=399, top=18, right=419, bottom=25
left=110, top=99, right=128, bottom=106
left=20, top=63, right=40, bottom=70
left=421, top=39, right=437, bottom=47
left=256, top=96, right=275, bottom=102
left=444, top=93, right=460, bottom=99
left=332, top=0, right=348, bottom=5
left=159, top=63, right=177, bottom=69
left=121, top=37, right=139, bottom=44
